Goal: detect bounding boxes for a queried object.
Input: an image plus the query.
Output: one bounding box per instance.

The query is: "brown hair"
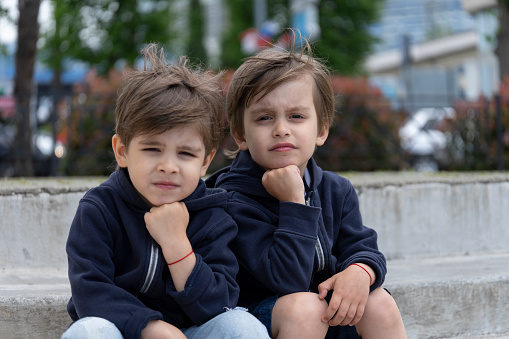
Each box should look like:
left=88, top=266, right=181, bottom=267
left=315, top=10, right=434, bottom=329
left=115, top=43, right=224, bottom=156
left=226, top=35, right=335, bottom=144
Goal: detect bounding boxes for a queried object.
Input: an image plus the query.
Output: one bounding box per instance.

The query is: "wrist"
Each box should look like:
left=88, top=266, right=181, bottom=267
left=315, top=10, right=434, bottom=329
left=349, top=263, right=373, bottom=286
left=161, top=239, right=192, bottom=264
left=167, top=249, right=194, bottom=265
left=158, top=233, right=188, bottom=250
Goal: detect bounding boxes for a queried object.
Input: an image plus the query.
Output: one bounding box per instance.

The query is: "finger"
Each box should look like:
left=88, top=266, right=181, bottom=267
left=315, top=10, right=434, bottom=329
left=317, top=283, right=331, bottom=299
left=144, top=211, right=152, bottom=223
left=349, top=303, right=365, bottom=326
left=321, top=294, right=341, bottom=323
left=329, top=300, right=350, bottom=326
left=338, top=303, right=357, bottom=326
left=290, top=164, right=300, bottom=176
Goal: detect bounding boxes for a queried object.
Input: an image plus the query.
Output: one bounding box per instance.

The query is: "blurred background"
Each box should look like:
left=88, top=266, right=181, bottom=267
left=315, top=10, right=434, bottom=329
left=0, top=0, right=507, bottom=177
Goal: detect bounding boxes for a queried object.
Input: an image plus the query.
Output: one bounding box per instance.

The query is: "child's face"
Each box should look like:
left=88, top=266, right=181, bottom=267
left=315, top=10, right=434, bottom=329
left=112, top=125, right=214, bottom=207
left=235, top=76, right=328, bottom=175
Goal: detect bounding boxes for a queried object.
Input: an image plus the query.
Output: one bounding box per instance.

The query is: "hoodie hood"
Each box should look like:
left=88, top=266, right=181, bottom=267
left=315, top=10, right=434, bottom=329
left=211, top=151, right=271, bottom=198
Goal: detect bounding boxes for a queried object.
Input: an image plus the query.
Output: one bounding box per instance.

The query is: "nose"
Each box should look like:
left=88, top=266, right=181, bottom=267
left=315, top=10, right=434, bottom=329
left=273, top=119, right=291, bottom=138
left=157, top=154, right=179, bottom=173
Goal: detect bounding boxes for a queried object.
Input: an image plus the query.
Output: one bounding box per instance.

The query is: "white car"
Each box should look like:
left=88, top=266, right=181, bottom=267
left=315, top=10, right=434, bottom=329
left=399, top=107, right=455, bottom=171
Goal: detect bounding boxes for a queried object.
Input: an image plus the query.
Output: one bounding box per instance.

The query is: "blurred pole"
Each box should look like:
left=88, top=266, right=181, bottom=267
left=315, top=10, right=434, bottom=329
left=254, top=0, right=267, bottom=30
left=495, top=94, right=503, bottom=170
left=50, top=83, right=61, bottom=177
left=401, top=34, right=412, bottom=113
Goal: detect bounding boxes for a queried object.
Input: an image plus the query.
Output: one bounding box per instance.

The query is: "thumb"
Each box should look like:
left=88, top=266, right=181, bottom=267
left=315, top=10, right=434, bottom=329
left=317, top=278, right=333, bottom=299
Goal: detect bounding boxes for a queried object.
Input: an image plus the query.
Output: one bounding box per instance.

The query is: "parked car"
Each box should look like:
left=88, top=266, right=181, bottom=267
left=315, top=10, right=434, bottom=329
left=0, top=96, right=58, bottom=176
left=399, top=107, right=456, bottom=171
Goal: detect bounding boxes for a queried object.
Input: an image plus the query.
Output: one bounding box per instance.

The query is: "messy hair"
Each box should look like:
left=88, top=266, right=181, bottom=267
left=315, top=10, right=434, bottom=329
left=226, top=33, right=334, bottom=145
left=115, top=43, right=224, bottom=156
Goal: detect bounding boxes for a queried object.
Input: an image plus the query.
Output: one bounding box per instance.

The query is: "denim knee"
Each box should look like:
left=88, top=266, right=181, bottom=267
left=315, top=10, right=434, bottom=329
left=182, top=307, right=270, bottom=339
left=219, top=307, right=270, bottom=338
left=61, top=317, right=123, bottom=339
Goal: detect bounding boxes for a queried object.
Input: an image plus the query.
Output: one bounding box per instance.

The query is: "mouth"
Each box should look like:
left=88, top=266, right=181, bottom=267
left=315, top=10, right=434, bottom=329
left=270, top=143, right=296, bottom=152
left=153, top=181, right=179, bottom=190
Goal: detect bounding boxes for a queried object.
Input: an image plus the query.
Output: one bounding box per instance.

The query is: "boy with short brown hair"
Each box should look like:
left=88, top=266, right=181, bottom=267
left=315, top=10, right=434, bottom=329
left=62, top=44, right=269, bottom=339
left=208, top=39, right=407, bottom=339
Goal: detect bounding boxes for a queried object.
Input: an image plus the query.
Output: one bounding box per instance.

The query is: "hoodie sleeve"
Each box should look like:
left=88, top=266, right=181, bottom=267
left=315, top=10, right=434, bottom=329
left=228, top=192, right=322, bottom=294
left=66, top=200, right=162, bottom=339
left=165, top=211, right=239, bottom=325
left=328, top=179, right=387, bottom=291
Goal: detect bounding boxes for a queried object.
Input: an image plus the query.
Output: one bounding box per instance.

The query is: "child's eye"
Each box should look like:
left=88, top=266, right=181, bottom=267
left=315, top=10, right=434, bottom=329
left=180, top=151, right=196, bottom=157
left=143, top=148, right=160, bottom=152
left=290, top=114, right=304, bottom=119
left=256, top=115, right=272, bottom=121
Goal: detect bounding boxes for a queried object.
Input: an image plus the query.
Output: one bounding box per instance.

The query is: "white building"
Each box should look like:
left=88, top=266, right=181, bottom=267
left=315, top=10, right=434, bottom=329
left=366, top=0, right=499, bottom=111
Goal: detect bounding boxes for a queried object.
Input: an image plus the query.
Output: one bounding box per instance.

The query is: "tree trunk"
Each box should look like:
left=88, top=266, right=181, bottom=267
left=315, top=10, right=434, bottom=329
left=12, top=0, right=41, bottom=177
left=496, top=1, right=509, bottom=81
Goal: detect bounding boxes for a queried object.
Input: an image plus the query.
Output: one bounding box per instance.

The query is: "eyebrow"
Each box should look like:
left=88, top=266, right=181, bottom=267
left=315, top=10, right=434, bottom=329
left=138, top=139, right=163, bottom=146
left=248, top=104, right=311, bottom=115
left=178, top=144, right=203, bottom=153
left=138, top=139, right=203, bottom=152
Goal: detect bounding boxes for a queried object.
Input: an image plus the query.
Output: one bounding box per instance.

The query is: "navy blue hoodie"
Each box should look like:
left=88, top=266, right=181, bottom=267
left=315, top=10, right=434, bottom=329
left=207, top=151, right=386, bottom=307
left=66, top=168, right=239, bottom=339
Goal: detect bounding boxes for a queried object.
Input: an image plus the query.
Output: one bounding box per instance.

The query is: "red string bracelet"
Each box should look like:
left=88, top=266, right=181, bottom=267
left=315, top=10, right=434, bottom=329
left=349, top=263, right=372, bottom=285
left=167, top=250, right=194, bottom=266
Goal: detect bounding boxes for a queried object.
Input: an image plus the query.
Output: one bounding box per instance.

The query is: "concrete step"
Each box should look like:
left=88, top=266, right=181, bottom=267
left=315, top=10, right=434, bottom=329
left=385, top=252, right=509, bottom=339
left=1, top=252, right=508, bottom=339
left=1, top=175, right=508, bottom=338
left=449, top=336, right=509, bottom=339
left=0, top=268, right=70, bottom=339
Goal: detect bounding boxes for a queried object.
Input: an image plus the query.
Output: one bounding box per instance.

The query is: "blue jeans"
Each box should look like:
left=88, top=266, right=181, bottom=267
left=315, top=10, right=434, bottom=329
left=182, top=307, right=270, bottom=338
left=61, top=308, right=269, bottom=339
left=61, top=317, right=122, bottom=339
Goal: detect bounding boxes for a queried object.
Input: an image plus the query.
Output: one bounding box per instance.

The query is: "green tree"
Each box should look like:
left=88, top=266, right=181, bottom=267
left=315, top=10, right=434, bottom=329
left=315, top=0, right=384, bottom=75
left=0, top=4, right=10, bottom=55
left=221, top=0, right=383, bottom=74
left=187, top=0, right=208, bottom=66
left=41, top=0, right=174, bottom=73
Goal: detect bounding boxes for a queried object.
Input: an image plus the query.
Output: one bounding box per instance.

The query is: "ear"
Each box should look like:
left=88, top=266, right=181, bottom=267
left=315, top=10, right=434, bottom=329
left=316, top=126, right=329, bottom=147
left=200, top=149, right=217, bottom=177
left=112, top=134, right=128, bottom=168
left=233, top=133, right=249, bottom=151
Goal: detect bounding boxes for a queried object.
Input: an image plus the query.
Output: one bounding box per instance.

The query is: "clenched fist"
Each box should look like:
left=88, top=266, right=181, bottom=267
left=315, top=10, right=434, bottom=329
left=262, top=165, right=305, bottom=204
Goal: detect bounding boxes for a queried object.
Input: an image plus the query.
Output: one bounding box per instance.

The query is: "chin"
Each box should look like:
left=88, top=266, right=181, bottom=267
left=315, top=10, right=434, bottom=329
left=271, top=160, right=298, bottom=170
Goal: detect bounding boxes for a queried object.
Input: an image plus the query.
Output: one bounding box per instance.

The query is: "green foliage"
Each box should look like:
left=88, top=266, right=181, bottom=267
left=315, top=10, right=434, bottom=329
left=41, top=0, right=175, bottom=73
left=221, top=0, right=253, bottom=69
left=315, top=0, right=384, bottom=75
left=222, top=0, right=383, bottom=74
left=187, top=0, right=207, bottom=66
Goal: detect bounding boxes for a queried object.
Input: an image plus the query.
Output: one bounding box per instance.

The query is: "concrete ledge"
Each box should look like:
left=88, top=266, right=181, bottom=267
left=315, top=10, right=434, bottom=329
left=0, top=177, right=105, bottom=270
left=1, top=173, right=509, bottom=338
left=1, top=253, right=509, bottom=339
left=346, top=172, right=509, bottom=259
left=2, top=172, right=509, bottom=269
left=0, top=269, right=71, bottom=339
left=385, top=252, right=509, bottom=338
